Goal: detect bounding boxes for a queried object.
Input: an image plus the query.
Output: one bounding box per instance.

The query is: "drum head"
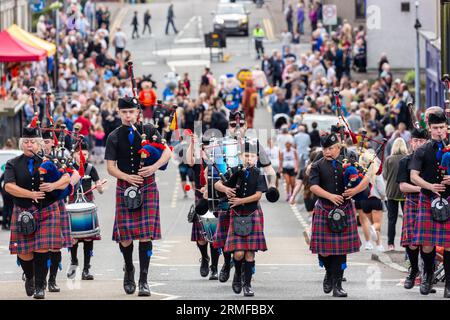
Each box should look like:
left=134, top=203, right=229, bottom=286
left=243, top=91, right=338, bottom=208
left=67, top=202, right=97, bottom=212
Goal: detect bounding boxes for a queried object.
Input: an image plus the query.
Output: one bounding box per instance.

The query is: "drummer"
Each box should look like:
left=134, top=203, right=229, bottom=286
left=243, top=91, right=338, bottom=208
left=4, top=127, right=71, bottom=299
left=67, top=140, right=104, bottom=281
left=214, top=138, right=268, bottom=297
left=41, top=128, right=79, bottom=293
left=185, top=132, right=221, bottom=281
left=105, top=96, right=171, bottom=297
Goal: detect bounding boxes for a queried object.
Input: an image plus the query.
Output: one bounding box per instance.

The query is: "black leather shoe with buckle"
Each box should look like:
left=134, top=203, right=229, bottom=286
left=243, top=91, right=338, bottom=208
left=24, top=277, right=35, bottom=297
left=48, top=275, right=60, bottom=293
left=323, top=271, right=332, bottom=294
left=404, top=269, right=418, bottom=290
left=209, top=265, right=218, bottom=280
left=232, top=271, right=242, bottom=294
left=420, top=272, right=433, bottom=295
left=138, top=281, right=151, bottom=297
left=243, top=285, right=255, bottom=297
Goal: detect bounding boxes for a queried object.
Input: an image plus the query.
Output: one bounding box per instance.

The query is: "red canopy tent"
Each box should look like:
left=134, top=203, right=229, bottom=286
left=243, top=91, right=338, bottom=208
left=0, top=30, right=47, bottom=62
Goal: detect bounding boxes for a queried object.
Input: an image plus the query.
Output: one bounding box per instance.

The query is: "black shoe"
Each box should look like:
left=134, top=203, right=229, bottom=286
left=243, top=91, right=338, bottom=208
left=209, top=266, right=218, bottom=280
left=48, top=276, right=60, bottom=292
left=243, top=285, right=254, bottom=297
left=24, top=277, right=35, bottom=297
left=33, top=287, right=45, bottom=299
left=200, top=257, right=210, bottom=277
left=232, top=271, right=242, bottom=294
left=332, top=278, right=348, bottom=298
left=404, top=269, right=418, bottom=290
left=82, top=267, right=94, bottom=280
left=123, top=267, right=136, bottom=295
left=138, top=281, right=151, bottom=297
left=420, top=272, right=433, bottom=295
left=219, top=264, right=231, bottom=283
left=67, top=263, right=78, bottom=279
left=323, top=271, right=332, bottom=294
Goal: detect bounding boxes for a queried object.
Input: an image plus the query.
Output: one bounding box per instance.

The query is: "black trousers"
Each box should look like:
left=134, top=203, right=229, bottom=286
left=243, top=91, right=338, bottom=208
left=255, top=40, right=264, bottom=58
left=132, top=25, right=139, bottom=39
left=143, top=23, right=152, bottom=34
left=165, top=19, right=178, bottom=34
left=387, top=199, right=405, bottom=246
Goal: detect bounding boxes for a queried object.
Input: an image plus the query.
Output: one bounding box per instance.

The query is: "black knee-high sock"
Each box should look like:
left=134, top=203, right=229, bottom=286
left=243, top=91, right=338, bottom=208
left=119, top=242, right=134, bottom=272
left=18, top=257, right=34, bottom=280
left=83, top=241, right=94, bottom=269
left=233, top=258, right=243, bottom=278
left=138, top=241, right=152, bottom=282
left=70, top=242, right=79, bottom=265
left=319, top=254, right=331, bottom=272
left=406, top=247, right=420, bottom=273
left=244, top=260, right=255, bottom=286
left=420, top=248, right=436, bottom=275
left=330, top=255, right=345, bottom=280
left=444, top=250, right=450, bottom=285
left=33, top=252, right=49, bottom=288
left=223, top=252, right=231, bottom=266
left=210, top=244, right=220, bottom=268
left=49, top=251, right=61, bottom=278
left=197, top=242, right=209, bottom=260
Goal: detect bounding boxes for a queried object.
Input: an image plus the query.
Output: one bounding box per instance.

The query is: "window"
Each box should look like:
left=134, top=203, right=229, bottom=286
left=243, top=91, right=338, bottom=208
left=355, top=0, right=366, bottom=19
left=401, top=2, right=411, bottom=12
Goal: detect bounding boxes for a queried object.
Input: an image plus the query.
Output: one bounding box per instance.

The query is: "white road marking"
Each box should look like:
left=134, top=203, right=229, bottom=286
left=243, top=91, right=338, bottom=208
left=142, top=61, right=158, bottom=66
left=154, top=47, right=219, bottom=57
left=174, top=16, right=197, bottom=43
left=167, top=60, right=211, bottom=72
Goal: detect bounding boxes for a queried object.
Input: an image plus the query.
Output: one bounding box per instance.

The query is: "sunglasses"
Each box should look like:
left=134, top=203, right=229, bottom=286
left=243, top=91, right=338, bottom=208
left=229, top=121, right=245, bottom=128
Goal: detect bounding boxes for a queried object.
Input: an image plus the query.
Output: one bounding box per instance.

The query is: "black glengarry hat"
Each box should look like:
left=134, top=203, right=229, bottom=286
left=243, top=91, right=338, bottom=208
left=427, top=111, right=446, bottom=125
left=229, top=110, right=245, bottom=123
left=118, top=97, right=140, bottom=110
left=320, top=133, right=339, bottom=148
left=22, top=127, right=40, bottom=138
left=41, top=129, right=54, bottom=140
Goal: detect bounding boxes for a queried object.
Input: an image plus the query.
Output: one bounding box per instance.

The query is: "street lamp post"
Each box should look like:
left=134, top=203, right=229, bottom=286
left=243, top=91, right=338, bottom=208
left=50, top=1, right=63, bottom=95
left=414, top=1, right=422, bottom=111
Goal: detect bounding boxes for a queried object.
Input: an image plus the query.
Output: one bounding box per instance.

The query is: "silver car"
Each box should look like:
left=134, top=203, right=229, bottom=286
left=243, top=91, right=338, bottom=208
left=212, top=3, right=250, bottom=36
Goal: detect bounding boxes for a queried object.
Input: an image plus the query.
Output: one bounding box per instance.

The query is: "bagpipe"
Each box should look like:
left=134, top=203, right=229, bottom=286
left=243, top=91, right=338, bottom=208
left=26, top=87, right=87, bottom=200
left=332, top=91, right=388, bottom=201
left=122, top=61, right=176, bottom=210
left=430, top=74, right=450, bottom=222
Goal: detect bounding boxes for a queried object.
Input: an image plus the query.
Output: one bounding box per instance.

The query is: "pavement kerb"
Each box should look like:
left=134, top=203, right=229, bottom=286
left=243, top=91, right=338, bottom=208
left=371, top=251, right=408, bottom=273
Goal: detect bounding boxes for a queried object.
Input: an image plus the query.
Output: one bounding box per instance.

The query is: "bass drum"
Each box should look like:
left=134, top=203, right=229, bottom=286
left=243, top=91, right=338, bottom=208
left=199, top=211, right=219, bottom=243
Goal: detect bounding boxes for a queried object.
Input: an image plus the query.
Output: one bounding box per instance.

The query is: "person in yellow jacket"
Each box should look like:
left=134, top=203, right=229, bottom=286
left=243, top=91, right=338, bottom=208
left=253, top=24, right=265, bottom=60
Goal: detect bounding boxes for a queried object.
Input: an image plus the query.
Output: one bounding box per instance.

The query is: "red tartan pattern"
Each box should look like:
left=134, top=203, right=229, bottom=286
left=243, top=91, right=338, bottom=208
left=9, top=202, right=63, bottom=255
left=113, top=176, right=161, bottom=242
left=212, top=210, right=230, bottom=249
left=310, top=200, right=361, bottom=255
left=412, top=193, right=450, bottom=247
left=400, top=193, right=420, bottom=247
left=224, top=208, right=267, bottom=253
left=58, top=200, right=73, bottom=248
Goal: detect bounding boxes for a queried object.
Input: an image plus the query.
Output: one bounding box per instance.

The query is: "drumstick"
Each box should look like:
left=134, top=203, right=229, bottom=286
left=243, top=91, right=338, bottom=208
left=83, top=179, right=108, bottom=195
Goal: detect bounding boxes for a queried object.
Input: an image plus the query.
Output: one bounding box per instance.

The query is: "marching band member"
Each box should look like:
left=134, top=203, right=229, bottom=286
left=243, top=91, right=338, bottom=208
left=396, top=127, right=428, bottom=290
left=67, top=141, right=104, bottom=281
left=309, top=133, right=369, bottom=297
left=214, top=139, right=268, bottom=297
left=41, top=129, right=74, bottom=293
left=105, top=96, right=171, bottom=297
left=185, top=133, right=221, bottom=280
left=5, top=127, right=71, bottom=299
left=410, top=111, right=450, bottom=298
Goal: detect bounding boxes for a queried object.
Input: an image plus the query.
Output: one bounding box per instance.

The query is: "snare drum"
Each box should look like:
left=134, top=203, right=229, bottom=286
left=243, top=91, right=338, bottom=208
left=199, top=211, right=219, bottom=243
left=67, top=202, right=101, bottom=239
left=205, top=137, right=241, bottom=212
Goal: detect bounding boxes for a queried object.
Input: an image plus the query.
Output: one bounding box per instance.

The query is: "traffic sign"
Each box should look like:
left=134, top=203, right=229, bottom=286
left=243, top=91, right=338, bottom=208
left=323, top=4, right=337, bottom=26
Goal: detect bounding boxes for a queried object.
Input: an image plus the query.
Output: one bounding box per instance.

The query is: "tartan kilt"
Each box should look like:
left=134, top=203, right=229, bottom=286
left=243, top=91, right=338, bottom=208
left=191, top=218, right=206, bottom=242
left=9, top=202, right=63, bottom=255
left=310, top=200, right=361, bottom=255
left=113, top=176, right=161, bottom=242
left=191, top=194, right=206, bottom=242
left=400, top=193, right=420, bottom=247
left=212, top=209, right=230, bottom=249
left=412, top=193, right=450, bottom=247
left=68, top=195, right=101, bottom=241
left=224, top=207, right=267, bottom=253
left=58, top=200, right=74, bottom=248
